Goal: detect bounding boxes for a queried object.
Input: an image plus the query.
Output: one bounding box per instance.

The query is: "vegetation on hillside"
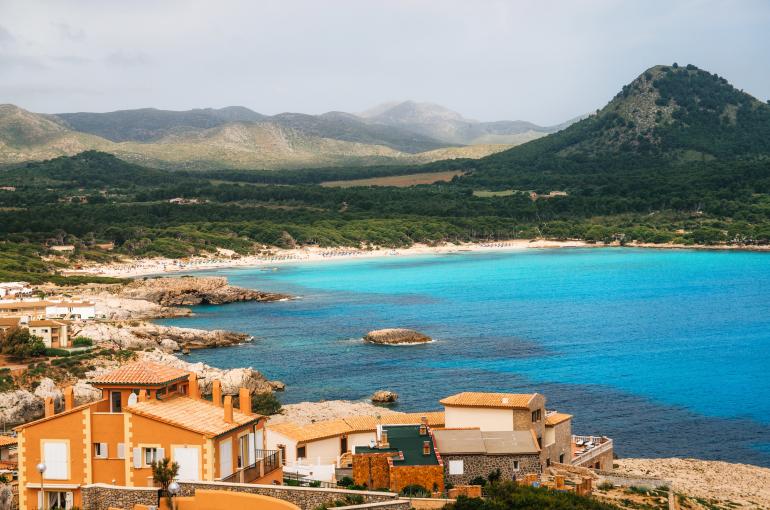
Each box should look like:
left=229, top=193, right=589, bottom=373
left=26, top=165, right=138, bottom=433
left=0, top=65, right=769, bottom=280
left=445, top=481, right=621, bottom=510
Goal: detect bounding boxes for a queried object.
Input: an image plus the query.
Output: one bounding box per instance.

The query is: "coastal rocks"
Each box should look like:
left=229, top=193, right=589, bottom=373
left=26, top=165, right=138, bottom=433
left=364, top=328, right=432, bottom=345
left=33, top=378, right=63, bottom=409
left=138, top=350, right=280, bottom=395
left=76, top=321, right=249, bottom=351
left=269, top=400, right=403, bottom=426
left=72, top=380, right=102, bottom=405
left=119, top=276, right=289, bottom=306
left=90, top=291, right=191, bottom=320
left=268, top=380, right=286, bottom=391
left=371, top=390, right=398, bottom=403
left=0, top=389, right=44, bottom=426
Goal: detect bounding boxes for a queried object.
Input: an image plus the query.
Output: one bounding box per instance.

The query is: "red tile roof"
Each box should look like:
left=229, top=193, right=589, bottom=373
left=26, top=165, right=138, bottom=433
left=89, top=361, right=189, bottom=386
left=440, top=392, right=538, bottom=409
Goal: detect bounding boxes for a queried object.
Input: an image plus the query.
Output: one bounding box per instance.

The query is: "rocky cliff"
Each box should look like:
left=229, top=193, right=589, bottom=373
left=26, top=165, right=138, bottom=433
left=119, top=276, right=289, bottom=306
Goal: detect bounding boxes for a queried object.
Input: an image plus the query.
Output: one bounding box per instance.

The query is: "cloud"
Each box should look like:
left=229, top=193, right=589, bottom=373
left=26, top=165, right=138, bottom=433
left=49, top=55, right=92, bottom=65
left=104, top=51, right=150, bottom=66
left=53, top=22, right=85, bottom=42
left=0, top=25, right=15, bottom=47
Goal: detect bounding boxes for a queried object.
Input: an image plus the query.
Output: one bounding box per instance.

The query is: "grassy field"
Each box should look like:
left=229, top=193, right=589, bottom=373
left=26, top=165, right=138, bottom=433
left=321, top=170, right=465, bottom=188
left=472, top=189, right=517, bottom=197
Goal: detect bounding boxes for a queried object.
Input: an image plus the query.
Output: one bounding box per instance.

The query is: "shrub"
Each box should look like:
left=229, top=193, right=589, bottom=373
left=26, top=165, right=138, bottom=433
left=251, top=392, right=282, bottom=415
left=45, top=348, right=71, bottom=357
left=400, top=484, right=430, bottom=497
left=73, top=337, right=93, bottom=347
left=337, top=476, right=354, bottom=487
left=469, top=476, right=487, bottom=487
left=597, top=481, right=614, bottom=491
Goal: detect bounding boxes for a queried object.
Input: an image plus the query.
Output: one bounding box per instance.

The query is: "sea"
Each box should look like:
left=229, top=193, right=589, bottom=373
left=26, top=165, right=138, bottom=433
left=158, top=248, right=770, bottom=466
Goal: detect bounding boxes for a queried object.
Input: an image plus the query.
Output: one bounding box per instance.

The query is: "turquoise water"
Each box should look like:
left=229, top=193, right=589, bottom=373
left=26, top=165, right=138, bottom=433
left=159, top=248, right=770, bottom=465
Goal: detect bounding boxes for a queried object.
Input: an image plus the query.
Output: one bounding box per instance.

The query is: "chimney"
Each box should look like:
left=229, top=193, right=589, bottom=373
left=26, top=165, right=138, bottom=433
left=212, top=380, right=222, bottom=407
left=422, top=440, right=431, bottom=456
left=380, top=430, right=389, bottom=449
left=419, top=416, right=428, bottom=436
left=138, top=390, right=147, bottom=403
left=44, top=397, right=55, bottom=418
left=239, top=388, right=251, bottom=415
left=188, top=372, right=200, bottom=400
left=63, top=386, right=74, bottom=411
left=223, top=395, right=234, bottom=424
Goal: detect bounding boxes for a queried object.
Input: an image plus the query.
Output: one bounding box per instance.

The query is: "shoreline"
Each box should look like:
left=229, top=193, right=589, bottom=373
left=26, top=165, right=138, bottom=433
left=63, top=239, right=770, bottom=279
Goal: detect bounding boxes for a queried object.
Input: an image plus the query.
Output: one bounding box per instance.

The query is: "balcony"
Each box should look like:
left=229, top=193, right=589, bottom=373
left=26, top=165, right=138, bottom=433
left=218, top=450, right=281, bottom=483
left=572, top=435, right=613, bottom=467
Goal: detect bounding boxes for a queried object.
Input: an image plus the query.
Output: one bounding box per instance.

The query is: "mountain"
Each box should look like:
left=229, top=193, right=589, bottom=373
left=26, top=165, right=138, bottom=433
left=0, top=105, right=511, bottom=170
left=358, top=100, right=576, bottom=145
left=56, top=106, right=266, bottom=142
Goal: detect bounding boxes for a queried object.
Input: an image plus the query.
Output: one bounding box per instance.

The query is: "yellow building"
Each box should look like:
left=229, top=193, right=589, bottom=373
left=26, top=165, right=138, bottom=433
left=15, top=362, right=282, bottom=510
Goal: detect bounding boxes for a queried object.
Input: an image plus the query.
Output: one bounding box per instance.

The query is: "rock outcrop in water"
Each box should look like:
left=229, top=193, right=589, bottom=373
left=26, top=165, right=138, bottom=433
left=364, top=328, right=431, bottom=345
left=371, top=390, right=399, bottom=403
left=119, top=276, right=289, bottom=306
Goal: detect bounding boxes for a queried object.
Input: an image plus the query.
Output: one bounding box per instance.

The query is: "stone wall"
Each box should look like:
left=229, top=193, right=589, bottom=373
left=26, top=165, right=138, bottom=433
left=353, top=453, right=393, bottom=490
left=82, top=484, right=160, bottom=510
left=575, top=449, right=614, bottom=471
left=390, top=464, right=444, bottom=494
left=544, top=421, right=572, bottom=465
left=443, top=454, right=541, bottom=486
left=177, top=481, right=399, bottom=510
left=334, top=500, right=410, bottom=510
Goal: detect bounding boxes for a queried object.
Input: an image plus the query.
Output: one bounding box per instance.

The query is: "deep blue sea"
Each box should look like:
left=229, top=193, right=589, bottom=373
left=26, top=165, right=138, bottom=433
left=158, top=248, right=770, bottom=466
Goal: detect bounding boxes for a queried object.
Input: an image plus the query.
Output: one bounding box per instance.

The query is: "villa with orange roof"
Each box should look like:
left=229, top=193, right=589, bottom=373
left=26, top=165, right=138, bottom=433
left=15, top=362, right=282, bottom=510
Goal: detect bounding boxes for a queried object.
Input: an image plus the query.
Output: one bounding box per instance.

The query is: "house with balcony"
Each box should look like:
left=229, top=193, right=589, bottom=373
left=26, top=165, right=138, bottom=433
left=266, top=412, right=444, bottom=483
left=0, top=317, right=71, bottom=348
left=15, top=361, right=281, bottom=510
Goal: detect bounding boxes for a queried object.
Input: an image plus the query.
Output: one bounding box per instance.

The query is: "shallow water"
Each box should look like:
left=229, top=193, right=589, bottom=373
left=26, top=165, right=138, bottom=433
left=159, top=248, right=770, bottom=465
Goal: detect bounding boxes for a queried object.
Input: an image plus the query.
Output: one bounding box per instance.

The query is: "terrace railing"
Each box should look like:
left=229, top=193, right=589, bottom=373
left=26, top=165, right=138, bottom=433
left=218, top=449, right=280, bottom=484
left=572, top=436, right=613, bottom=467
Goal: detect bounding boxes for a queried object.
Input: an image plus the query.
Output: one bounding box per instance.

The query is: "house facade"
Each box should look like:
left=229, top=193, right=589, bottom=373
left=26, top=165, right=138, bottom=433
left=0, top=318, right=71, bottom=348
left=15, top=362, right=282, bottom=510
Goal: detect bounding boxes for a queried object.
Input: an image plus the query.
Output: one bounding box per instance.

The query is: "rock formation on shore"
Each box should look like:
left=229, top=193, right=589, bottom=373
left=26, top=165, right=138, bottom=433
left=75, top=321, right=250, bottom=352
left=371, top=390, right=398, bottom=403
left=268, top=400, right=404, bottom=425
left=119, top=276, right=289, bottom=306
left=364, top=328, right=432, bottom=345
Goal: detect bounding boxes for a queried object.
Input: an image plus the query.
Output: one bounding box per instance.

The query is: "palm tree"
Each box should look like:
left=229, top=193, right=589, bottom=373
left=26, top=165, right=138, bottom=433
left=151, top=457, right=180, bottom=508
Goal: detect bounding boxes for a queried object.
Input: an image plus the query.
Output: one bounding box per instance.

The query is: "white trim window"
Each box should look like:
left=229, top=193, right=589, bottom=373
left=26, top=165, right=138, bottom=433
left=94, top=442, right=108, bottom=459
left=144, top=447, right=162, bottom=466
left=42, top=441, right=68, bottom=480
left=448, top=459, right=464, bottom=475
left=512, top=460, right=520, bottom=471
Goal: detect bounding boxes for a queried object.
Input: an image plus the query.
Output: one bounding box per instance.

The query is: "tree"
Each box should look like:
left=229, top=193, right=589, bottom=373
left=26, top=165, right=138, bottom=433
left=250, top=392, right=282, bottom=415
left=0, top=328, right=45, bottom=360
left=151, top=457, right=180, bottom=508
left=0, top=484, right=12, bottom=510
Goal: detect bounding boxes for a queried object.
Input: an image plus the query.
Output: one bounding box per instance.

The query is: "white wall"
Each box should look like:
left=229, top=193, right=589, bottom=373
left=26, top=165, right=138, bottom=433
left=304, top=436, right=340, bottom=465
left=445, top=406, right=513, bottom=431
left=347, top=431, right=376, bottom=452
left=266, top=430, right=297, bottom=464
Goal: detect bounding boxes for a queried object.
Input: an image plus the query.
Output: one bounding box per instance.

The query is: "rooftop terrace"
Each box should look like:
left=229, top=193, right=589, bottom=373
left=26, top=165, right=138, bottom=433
left=355, top=425, right=439, bottom=466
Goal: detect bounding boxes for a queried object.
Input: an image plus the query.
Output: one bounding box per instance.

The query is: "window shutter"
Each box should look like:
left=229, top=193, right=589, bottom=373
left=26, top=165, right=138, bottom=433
left=157, top=447, right=165, bottom=461
left=37, top=491, right=43, bottom=510
left=117, top=443, right=125, bottom=459
left=247, top=433, right=256, bottom=465
left=101, top=443, right=109, bottom=458
left=65, top=492, right=74, bottom=509
left=133, top=447, right=142, bottom=468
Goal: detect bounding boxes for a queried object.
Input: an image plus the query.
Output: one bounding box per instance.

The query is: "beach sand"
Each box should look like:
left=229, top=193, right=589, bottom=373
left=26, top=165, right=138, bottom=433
left=63, top=239, right=590, bottom=279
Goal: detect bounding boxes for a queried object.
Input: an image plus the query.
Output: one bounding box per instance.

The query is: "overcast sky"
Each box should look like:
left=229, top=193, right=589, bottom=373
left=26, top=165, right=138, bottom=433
left=1, top=0, right=768, bottom=125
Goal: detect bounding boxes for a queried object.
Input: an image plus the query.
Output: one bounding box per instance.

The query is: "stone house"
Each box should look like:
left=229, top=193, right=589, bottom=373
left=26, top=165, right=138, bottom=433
left=432, top=429, right=542, bottom=485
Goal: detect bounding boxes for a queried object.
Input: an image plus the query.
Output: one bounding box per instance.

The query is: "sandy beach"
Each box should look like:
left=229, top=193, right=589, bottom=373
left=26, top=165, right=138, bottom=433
left=62, top=238, right=770, bottom=279
left=63, top=239, right=589, bottom=278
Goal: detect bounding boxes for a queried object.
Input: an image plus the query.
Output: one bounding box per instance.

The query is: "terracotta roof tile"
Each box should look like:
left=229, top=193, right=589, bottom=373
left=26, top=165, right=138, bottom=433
left=0, top=436, right=17, bottom=447
left=128, top=395, right=260, bottom=437
left=440, top=392, right=538, bottom=409
left=89, top=362, right=189, bottom=386
left=545, top=412, right=572, bottom=426
left=268, top=412, right=445, bottom=443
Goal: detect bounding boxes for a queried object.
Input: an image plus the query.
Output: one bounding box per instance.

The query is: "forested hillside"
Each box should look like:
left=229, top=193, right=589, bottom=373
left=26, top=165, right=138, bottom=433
left=1, top=65, right=769, bottom=282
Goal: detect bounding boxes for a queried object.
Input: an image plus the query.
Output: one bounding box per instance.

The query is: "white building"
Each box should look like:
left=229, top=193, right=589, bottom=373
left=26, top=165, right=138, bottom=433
left=46, top=301, right=96, bottom=320
left=0, top=282, right=32, bottom=298
left=266, top=412, right=444, bottom=482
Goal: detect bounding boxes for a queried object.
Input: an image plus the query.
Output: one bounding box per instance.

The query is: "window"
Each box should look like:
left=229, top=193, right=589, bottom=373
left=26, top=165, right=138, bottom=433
left=448, top=460, right=464, bottom=475
left=340, top=436, right=348, bottom=454
left=117, top=443, right=125, bottom=459
left=42, top=441, right=68, bottom=480
left=546, top=457, right=551, bottom=467
left=144, top=447, right=160, bottom=465
left=296, top=446, right=306, bottom=459
left=278, top=445, right=286, bottom=465
left=94, top=443, right=108, bottom=459
left=531, top=409, right=542, bottom=422
left=110, top=391, right=122, bottom=413
left=559, top=453, right=565, bottom=464
left=512, top=460, right=520, bottom=471
left=46, top=491, right=71, bottom=509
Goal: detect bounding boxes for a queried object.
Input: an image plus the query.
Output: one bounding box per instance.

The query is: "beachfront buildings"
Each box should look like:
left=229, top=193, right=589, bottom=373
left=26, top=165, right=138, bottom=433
left=0, top=300, right=95, bottom=321
left=267, top=391, right=610, bottom=486
left=0, top=318, right=71, bottom=348
left=14, top=362, right=282, bottom=510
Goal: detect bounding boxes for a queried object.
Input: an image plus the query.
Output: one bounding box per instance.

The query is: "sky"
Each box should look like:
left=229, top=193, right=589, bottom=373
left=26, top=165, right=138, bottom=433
left=0, top=0, right=769, bottom=125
